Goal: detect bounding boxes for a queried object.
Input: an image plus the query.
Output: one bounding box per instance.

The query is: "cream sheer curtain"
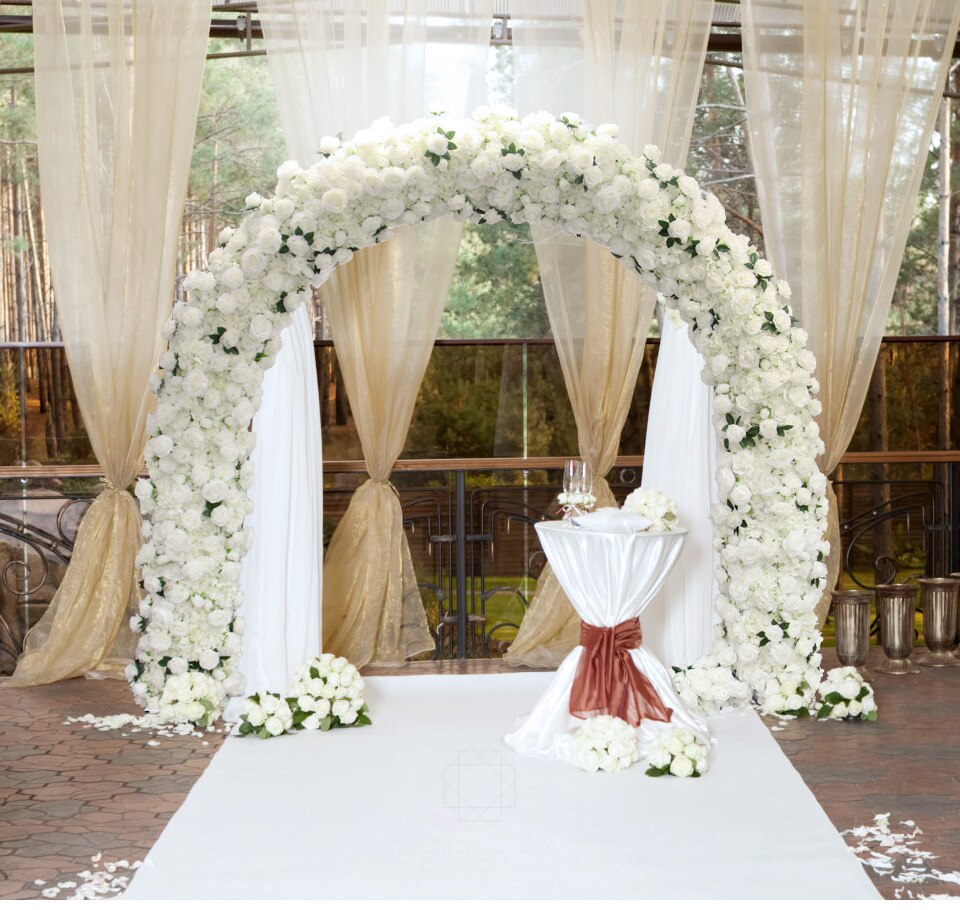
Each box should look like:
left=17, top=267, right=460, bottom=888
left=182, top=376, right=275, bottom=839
left=260, top=0, right=492, bottom=666
left=742, top=0, right=960, bottom=622
left=322, top=227, right=459, bottom=665
left=4, top=0, right=209, bottom=687
left=506, top=0, right=713, bottom=668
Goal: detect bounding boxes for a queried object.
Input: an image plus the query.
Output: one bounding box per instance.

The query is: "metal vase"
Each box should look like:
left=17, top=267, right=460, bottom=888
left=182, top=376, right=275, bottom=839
left=831, top=589, right=872, bottom=669
left=875, top=583, right=919, bottom=675
left=951, top=573, right=960, bottom=647
left=917, top=577, right=960, bottom=667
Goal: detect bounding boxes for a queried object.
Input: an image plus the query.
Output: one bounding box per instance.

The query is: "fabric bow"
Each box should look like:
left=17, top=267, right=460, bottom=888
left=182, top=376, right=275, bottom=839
left=569, top=618, right=673, bottom=727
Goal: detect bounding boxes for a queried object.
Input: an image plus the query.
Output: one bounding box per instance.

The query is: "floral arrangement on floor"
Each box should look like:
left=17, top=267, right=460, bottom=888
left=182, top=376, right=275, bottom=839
left=621, top=488, right=678, bottom=532
left=815, top=667, right=877, bottom=721
left=645, top=729, right=711, bottom=778
left=156, top=670, right=224, bottom=727
left=570, top=715, right=640, bottom=772
left=133, top=105, right=829, bottom=721
left=237, top=654, right=371, bottom=739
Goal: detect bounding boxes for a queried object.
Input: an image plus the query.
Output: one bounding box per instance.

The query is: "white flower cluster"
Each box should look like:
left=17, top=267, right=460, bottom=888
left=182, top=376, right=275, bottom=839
left=156, top=670, right=223, bottom=727
left=237, top=654, right=370, bottom=738
left=816, top=666, right=877, bottom=721
left=621, top=488, right=678, bottom=532
left=645, top=729, right=710, bottom=778
left=571, top=715, right=640, bottom=772
left=239, top=691, right=295, bottom=738
left=134, top=105, right=829, bottom=719
left=673, top=650, right=751, bottom=715
left=289, top=653, right=367, bottom=727
left=557, top=490, right=597, bottom=510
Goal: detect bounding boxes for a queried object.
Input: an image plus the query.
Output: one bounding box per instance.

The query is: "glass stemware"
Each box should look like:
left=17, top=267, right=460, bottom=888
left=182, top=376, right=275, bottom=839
left=561, top=458, right=583, bottom=525
left=579, top=460, right=593, bottom=502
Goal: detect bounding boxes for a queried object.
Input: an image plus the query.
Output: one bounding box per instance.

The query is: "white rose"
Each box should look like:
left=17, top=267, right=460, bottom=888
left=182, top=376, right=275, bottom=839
left=839, top=677, right=861, bottom=700
left=249, top=315, right=274, bottom=343
left=245, top=703, right=266, bottom=726
left=322, top=188, right=348, bottom=213
left=677, top=174, right=699, bottom=197
left=301, top=713, right=321, bottom=731
left=265, top=716, right=285, bottom=737
left=198, top=649, right=220, bottom=671
left=670, top=754, right=695, bottom=777
left=538, top=148, right=562, bottom=171
left=426, top=132, right=449, bottom=155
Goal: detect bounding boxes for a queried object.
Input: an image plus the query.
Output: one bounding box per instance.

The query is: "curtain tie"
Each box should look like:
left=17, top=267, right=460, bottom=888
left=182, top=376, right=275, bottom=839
left=569, top=618, right=672, bottom=727
left=97, top=478, right=126, bottom=494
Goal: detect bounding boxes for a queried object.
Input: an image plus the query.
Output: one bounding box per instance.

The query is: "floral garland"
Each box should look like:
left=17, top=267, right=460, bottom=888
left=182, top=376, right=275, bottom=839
left=131, top=106, right=828, bottom=718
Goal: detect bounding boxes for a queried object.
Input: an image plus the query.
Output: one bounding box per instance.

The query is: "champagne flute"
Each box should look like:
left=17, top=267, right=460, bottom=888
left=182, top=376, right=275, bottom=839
left=579, top=461, right=593, bottom=508
left=562, top=459, right=581, bottom=524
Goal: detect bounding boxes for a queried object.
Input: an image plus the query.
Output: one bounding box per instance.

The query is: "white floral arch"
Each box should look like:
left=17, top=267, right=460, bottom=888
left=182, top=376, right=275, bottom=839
left=131, top=107, right=829, bottom=721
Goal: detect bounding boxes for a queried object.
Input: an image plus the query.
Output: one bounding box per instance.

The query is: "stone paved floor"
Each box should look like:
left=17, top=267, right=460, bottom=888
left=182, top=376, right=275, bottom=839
left=1, top=653, right=958, bottom=899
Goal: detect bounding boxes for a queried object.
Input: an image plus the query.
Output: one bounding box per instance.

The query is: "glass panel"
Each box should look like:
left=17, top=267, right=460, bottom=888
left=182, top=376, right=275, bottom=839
left=847, top=339, right=960, bottom=452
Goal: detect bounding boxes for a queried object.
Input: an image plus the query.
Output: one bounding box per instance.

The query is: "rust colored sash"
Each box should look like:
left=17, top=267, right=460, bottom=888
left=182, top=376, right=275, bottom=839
left=569, top=618, right=673, bottom=727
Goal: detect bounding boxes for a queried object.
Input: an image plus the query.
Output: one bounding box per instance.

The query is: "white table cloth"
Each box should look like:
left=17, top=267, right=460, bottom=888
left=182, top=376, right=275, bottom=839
left=505, top=521, right=708, bottom=762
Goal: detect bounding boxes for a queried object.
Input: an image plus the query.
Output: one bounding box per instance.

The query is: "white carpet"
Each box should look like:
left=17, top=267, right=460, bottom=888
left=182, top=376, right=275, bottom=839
left=124, top=672, right=879, bottom=899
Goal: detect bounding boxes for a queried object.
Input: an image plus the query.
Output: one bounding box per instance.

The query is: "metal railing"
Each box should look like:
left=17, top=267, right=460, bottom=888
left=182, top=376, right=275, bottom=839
left=0, top=452, right=956, bottom=667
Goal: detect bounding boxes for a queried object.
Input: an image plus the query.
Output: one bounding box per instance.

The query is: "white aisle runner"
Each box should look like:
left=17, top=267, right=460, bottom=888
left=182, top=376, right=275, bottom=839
left=124, top=673, right=878, bottom=900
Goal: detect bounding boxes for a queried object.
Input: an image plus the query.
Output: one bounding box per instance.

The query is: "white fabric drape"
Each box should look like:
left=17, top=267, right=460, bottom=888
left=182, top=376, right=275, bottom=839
left=234, top=302, right=323, bottom=699
left=4, top=0, right=209, bottom=688
left=258, top=0, right=492, bottom=666
left=642, top=315, right=718, bottom=667
left=507, top=0, right=715, bottom=668
left=742, top=0, right=960, bottom=621
left=236, top=0, right=339, bottom=703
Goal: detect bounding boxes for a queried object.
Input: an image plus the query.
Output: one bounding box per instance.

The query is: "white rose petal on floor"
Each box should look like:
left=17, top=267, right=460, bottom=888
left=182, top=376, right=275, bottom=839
left=123, top=674, right=878, bottom=900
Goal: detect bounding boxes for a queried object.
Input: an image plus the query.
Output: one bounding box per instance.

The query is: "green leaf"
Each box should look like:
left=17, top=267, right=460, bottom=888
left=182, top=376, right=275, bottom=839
left=645, top=765, right=670, bottom=777
left=816, top=705, right=832, bottom=720
left=320, top=715, right=333, bottom=732
left=354, top=713, right=373, bottom=727
left=824, top=692, right=844, bottom=705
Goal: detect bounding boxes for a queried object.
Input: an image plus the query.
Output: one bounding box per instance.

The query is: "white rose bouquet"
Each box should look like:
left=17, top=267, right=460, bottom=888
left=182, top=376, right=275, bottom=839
left=645, top=729, right=710, bottom=778
left=237, top=654, right=371, bottom=739
left=571, top=715, right=640, bottom=773
left=816, top=667, right=877, bottom=721
left=621, top=489, right=678, bottom=532
left=157, top=671, right=223, bottom=728
left=289, top=653, right=370, bottom=730
left=238, top=692, right=295, bottom=739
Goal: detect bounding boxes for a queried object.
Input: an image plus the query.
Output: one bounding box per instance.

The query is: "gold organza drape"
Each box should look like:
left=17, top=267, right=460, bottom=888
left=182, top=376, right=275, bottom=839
left=322, top=223, right=461, bottom=666
left=507, top=0, right=714, bottom=667
left=742, top=0, right=960, bottom=622
left=505, top=240, right=651, bottom=667
left=4, top=0, right=209, bottom=687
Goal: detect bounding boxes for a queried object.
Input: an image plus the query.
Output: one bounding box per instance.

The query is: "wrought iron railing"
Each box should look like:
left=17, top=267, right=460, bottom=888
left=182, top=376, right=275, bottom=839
left=0, top=453, right=956, bottom=667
